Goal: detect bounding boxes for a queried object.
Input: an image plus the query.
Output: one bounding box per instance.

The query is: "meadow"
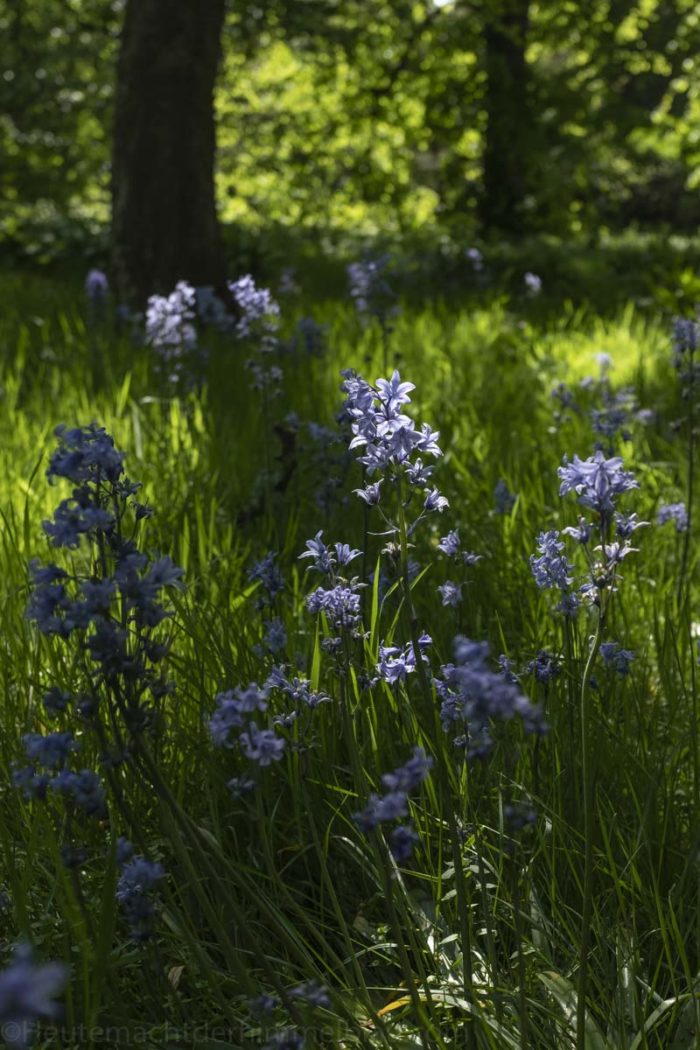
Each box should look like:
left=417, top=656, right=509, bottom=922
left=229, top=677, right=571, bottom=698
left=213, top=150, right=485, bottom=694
left=0, top=255, right=698, bottom=1050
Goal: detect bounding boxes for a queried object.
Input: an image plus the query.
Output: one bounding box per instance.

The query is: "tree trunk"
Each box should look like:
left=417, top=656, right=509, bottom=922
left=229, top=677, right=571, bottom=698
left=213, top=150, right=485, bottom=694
left=479, top=0, right=532, bottom=234
left=111, top=0, right=227, bottom=306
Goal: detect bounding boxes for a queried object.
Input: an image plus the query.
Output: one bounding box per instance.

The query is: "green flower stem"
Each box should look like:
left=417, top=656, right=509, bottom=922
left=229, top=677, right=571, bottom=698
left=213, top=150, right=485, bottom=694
left=396, top=482, right=478, bottom=1050
left=575, top=606, right=605, bottom=1049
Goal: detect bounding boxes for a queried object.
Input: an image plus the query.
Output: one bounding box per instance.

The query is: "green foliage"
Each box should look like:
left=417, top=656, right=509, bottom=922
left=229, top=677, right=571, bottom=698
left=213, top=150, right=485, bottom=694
left=4, top=0, right=700, bottom=261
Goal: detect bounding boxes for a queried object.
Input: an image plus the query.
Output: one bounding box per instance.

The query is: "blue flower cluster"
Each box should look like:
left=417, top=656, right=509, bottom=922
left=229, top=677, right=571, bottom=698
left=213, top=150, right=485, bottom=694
left=15, top=425, right=186, bottom=943
left=208, top=679, right=288, bottom=784
left=116, top=847, right=165, bottom=942
left=228, top=274, right=282, bottom=391
left=342, top=370, right=445, bottom=519
left=248, top=552, right=285, bottom=607
left=436, top=637, right=545, bottom=759
left=347, top=254, right=395, bottom=322
left=28, top=426, right=183, bottom=704
left=533, top=451, right=644, bottom=614
left=300, top=531, right=364, bottom=634
left=376, top=636, right=431, bottom=685
left=657, top=502, right=688, bottom=533
left=438, top=529, right=482, bottom=565
left=353, top=747, right=433, bottom=861
left=525, top=650, right=560, bottom=685
left=145, top=281, right=198, bottom=363
left=229, top=274, right=280, bottom=343
left=600, top=642, right=635, bottom=677
left=85, top=268, right=108, bottom=304
left=558, top=450, right=638, bottom=519
left=530, top=529, right=578, bottom=616
left=0, top=944, right=67, bottom=1049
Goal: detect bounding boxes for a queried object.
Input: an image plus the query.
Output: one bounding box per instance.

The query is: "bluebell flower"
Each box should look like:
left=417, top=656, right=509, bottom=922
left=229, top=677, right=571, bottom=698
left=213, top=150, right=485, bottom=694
left=405, top=458, right=434, bottom=486
left=85, top=269, right=108, bottom=302
left=26, top=578, right=72, bottom=637
left=225, top=775, right=255, bottom=798
left=380, top=747, right=433, bottom=793
left=228, top=274, right=280, bottom=342
left=43, top=500, right=114, bottom=548
left=591, top=388, right=634, bottom=445
left=0, top=944, right=67, bottom=1049
left=86, top=620, right=130, bottom=676
left=248, top=553, right=284, bottom=601
left=556, top=592, right=581, bottom=618
left=239, top=723, right=286, bottom=767
left=562, top=518, right=592, bottom=544
left=116, top=837, right=134, bottom=865
left=596, top=540, right=637, bottom=566
left=356, top=480, right=384, bottom=503
left=636, top=408, right=656, bottom=426
left=353, top=747, right=432, bottom=846
left=116, top=855, right=165, bottom=941
left=209, top=685, right=269, bottom=747
left=600, top=642, right=635, bottom=676
left=12, top=765, right=50, bottom=801
left=354, top=791, right=408, bottom=831
left=80, top=579, right=117, bottom=616
left=424, top=488, right=449, bottom=513
left=263, top=619, right=287, bottom=654
left=389, top=824, right=420, bottom=861
left=334, top=542, right=362, bottom=567
left=376, top=641, right=426, bottom=685
left=42, top=687, right=72, bottom=715
left=299, top=531, right=334, bottom=574
left=524, top=272, right=542, bottom=296
left=306, top=421, right=337, bottom=448
left=288, top=315, right=326, bottom=357
left=438, top=581, right=462, bottom=607
left=145, top=282, right=197, bottom=361
left=558, top=450, right=638, bottom=517
left=525, top=650, right=560, bottom=684
left=530, top=531, right=574, bottom=591
left=494, top=479, right=516, bottom=514
left=342, top=369, right=442, bottom=478
left=22, top=732, right=78, bottom=769
left=498, top=654, right=519, bottom=683
left=347, top=255, right=394, bottom=320
left=657, top=502, right=688, bottom=533
left=306, top=583, right=362, bottom=630
left=436, top=636, right=545, bottom=759
left=266, top=667, right=330, bottom=710
left=50, top=769, right=106, bottom=816
left=438, top=530, right=461, bottom=557
left=466, top=247, right=484, bottom=272
left=321, top=636, right=342, bottom=655
left=672, top=317, right=699, bottom=357
left=116, top=554, right=184, bottom=628
left=47, top=424, right=125, bottom=485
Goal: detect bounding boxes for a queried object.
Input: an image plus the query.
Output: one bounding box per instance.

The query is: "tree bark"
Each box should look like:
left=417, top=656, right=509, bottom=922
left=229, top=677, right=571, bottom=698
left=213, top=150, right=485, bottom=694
left=111, top=0, right=227, bottom=306
left=479, top=0, right=532, bottom=234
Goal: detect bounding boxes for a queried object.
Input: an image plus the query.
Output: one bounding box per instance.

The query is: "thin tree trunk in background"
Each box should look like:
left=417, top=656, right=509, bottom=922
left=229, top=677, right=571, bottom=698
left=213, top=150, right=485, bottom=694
left=111, top=0, right=226, bottom=306
left=479, top=0, right=531, bottom=233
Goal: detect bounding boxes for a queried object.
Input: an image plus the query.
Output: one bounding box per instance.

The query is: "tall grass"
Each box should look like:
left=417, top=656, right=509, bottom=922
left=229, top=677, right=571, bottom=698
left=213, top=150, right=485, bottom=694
left=0, top=270, right=697, bottom=1049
